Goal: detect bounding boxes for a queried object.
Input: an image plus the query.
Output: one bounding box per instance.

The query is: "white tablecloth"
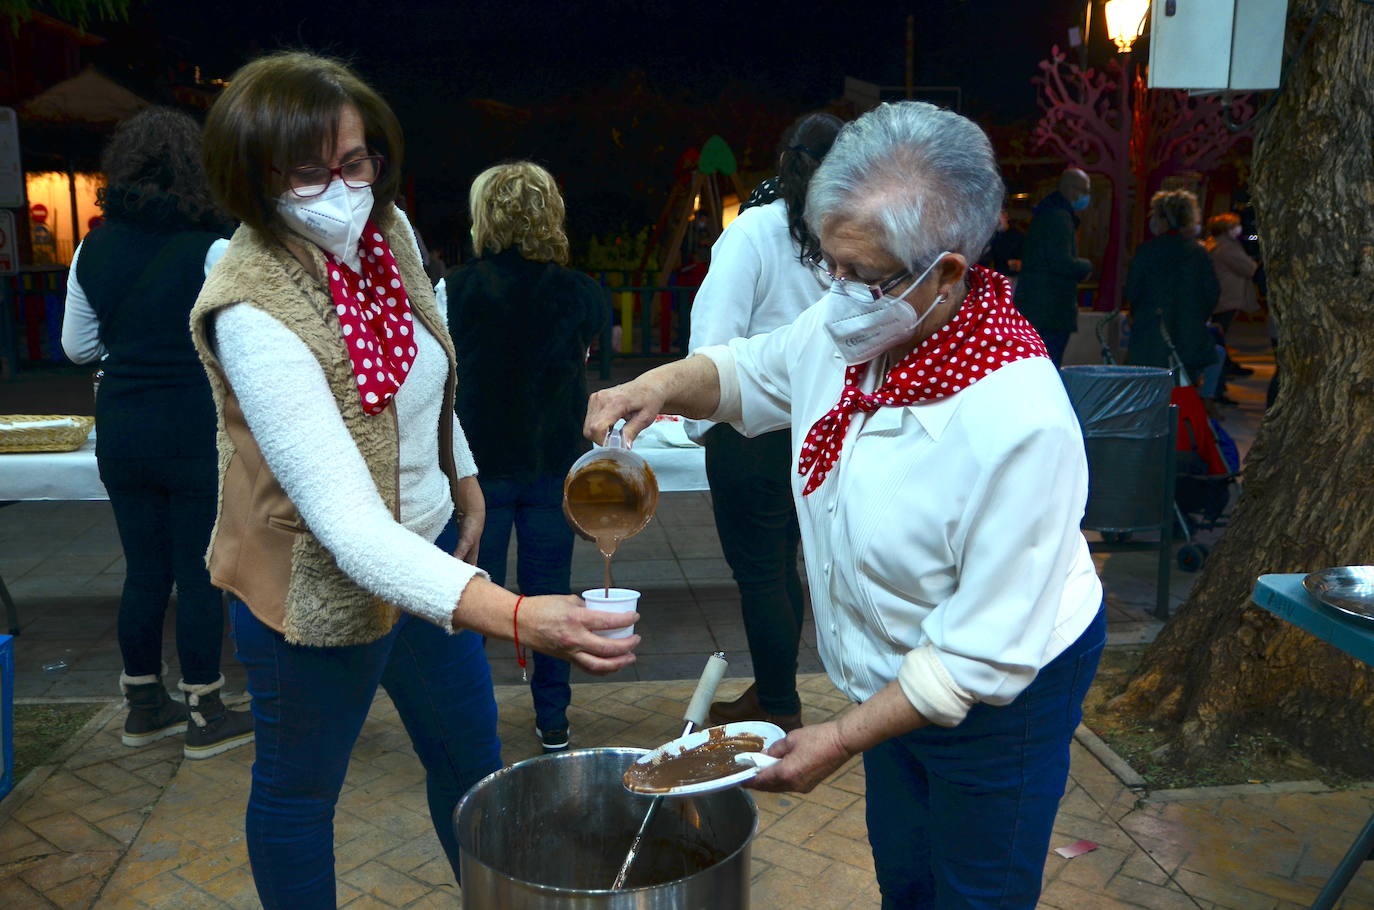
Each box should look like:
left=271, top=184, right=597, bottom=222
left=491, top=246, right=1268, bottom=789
left=0, top=421, right=708, bottom=502
left=0, top=434, right=108, bottom=501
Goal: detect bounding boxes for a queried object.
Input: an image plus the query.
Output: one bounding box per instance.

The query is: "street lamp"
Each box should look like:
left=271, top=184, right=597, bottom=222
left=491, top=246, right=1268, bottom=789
left=1104, top=0, right=1149, bottom=52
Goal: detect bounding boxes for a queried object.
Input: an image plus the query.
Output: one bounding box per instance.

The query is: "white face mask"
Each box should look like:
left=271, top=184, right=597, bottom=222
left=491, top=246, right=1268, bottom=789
left=823, top=253, right=950, bottom=365
left=276, top=179, right=374, bottom=271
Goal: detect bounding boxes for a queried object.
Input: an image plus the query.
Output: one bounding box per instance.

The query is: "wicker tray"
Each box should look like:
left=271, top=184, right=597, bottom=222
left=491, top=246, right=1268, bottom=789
left=0, top=415, right=96, bottom=453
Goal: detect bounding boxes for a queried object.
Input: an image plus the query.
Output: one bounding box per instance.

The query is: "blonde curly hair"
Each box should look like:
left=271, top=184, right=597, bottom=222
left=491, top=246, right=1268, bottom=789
left=1148, top=189, right=1201, bottom=236
left=469, top=162, right=570, bottom=264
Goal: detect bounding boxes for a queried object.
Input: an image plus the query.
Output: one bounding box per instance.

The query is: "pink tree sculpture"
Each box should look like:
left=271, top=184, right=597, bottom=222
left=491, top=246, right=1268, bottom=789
left=1031, top=45, right=1254, bottom=311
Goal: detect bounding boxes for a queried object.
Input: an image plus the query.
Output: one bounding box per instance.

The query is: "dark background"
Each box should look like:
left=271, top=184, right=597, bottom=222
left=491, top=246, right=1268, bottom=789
left=84, top=0, right=1089, bottom=251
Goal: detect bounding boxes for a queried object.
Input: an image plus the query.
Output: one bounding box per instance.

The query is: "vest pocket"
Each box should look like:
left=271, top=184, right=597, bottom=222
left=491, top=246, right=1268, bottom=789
left=266, top=515, right=307, bottom=534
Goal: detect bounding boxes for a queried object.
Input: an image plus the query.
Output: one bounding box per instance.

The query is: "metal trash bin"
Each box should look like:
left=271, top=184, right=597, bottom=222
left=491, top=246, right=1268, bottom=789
left=455, top=747, right=757, bottom=908
left=1061, top=365, right=1177, bottom=619
left=1061, top=366, right=1173, bottom=532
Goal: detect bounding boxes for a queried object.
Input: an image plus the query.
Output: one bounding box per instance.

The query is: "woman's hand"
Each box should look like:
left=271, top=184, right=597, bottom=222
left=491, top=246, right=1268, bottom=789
left=746, top=721, right=854, bottom=794
left=517, top=594, right=640, bottom=675
left=584, top=375, right=668, bottom=446
left=452, top=476, right=485, bottom=564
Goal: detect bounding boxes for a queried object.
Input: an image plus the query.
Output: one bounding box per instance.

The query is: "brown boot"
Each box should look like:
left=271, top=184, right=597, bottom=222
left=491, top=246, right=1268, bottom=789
left=708, top=683, right=803, bottom=732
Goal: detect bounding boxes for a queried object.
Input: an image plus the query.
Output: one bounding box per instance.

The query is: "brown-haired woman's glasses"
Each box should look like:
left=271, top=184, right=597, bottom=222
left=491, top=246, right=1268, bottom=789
left=281, top=156, right=385, bottom=198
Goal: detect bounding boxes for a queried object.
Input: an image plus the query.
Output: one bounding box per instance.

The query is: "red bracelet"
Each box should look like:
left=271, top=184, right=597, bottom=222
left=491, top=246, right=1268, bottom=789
left=513, top=595, right=527, bottom=682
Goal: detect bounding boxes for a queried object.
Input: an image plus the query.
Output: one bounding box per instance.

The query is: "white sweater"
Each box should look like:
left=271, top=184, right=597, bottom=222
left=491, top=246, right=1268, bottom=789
left=211, top=242, right=484, bottom=632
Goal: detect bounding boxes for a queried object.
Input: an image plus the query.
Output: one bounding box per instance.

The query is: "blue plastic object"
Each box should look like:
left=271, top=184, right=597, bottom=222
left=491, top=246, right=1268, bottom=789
left=0, top=634, right=12, bottom=800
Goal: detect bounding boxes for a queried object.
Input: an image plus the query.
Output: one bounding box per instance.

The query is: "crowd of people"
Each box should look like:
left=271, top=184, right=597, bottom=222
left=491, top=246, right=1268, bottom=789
left=58, top=47, right=1265, bottom=909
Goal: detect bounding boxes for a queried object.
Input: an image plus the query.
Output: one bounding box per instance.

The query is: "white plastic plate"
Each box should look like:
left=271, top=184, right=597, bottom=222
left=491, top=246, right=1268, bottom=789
left=624, top=721, right=786, bottom=797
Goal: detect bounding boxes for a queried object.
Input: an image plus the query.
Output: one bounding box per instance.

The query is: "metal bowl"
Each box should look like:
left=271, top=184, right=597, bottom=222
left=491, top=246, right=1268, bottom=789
left=1303, top=567, right=1374, bottom=622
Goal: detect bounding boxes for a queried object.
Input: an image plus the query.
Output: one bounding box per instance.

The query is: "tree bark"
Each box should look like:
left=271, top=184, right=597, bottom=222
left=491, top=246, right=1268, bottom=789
left=1112, top=0, right=1374, bottom=774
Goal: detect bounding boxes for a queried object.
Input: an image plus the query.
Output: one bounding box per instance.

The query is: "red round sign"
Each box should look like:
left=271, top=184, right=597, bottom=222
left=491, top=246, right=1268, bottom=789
left=30, top=203, right=48, bottom=224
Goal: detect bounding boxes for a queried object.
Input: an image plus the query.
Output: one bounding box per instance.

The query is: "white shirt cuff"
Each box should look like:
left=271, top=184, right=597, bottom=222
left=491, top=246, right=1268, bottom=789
left=695, top=345, right=741, bottom=423
left=897, top=644, right=978, bottom=727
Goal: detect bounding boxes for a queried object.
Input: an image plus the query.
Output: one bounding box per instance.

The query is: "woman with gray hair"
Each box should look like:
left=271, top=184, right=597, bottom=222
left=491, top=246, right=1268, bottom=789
left=586, top=102, right=1104, bottom=907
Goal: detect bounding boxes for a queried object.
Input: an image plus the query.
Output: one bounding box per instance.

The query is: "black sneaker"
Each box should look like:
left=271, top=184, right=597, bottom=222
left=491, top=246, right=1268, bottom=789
left=536, top=725, right=570, bottom=753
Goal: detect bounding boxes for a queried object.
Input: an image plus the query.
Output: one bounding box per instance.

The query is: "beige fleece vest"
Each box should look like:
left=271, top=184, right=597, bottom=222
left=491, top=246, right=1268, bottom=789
left=189, top=206, right=462, bottom=647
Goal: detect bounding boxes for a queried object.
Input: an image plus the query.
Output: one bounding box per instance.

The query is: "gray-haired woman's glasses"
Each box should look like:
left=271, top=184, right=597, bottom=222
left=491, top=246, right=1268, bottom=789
left=807, top=254, right=912, bottom=302
left=281, top=155, right=385, bottom=198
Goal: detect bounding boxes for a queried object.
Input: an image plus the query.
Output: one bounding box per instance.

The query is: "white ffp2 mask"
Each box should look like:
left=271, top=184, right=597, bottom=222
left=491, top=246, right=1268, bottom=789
left=277, top=180, right=374, bottom=271
left=823, top=253, right=950, bottom=365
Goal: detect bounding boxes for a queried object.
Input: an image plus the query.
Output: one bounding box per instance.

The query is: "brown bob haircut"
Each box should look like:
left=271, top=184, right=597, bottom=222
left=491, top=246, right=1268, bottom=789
left=203, top=51, right=404, bottom=236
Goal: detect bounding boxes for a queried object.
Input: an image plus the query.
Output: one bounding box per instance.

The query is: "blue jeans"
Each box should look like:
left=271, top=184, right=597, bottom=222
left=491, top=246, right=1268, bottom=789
left=864, top=607, right=1106, bottom=909
left=477, top=474, right=573, bottom=732
left=232, top=518, right=501, bottom=909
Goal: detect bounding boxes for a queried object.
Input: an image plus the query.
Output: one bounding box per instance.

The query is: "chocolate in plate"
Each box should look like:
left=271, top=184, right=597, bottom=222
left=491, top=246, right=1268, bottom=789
left=624, top=727, right=767, bottom=793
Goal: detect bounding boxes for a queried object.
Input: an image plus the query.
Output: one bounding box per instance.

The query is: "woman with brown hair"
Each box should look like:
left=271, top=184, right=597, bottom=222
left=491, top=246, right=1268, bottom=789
left=61, top=106, right=254, bottom=760
left=192, top=52, right=636, bottom=907
left=437, top=161, right=607, bottom=753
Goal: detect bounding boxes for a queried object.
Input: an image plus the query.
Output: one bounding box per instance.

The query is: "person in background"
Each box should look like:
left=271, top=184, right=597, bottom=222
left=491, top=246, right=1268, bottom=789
left=1206, top=211, right=1260, bottom=398
left=60, top=107, right=254, bottom=760
left=191, top=52, right=636, bottom=907
left=1014, top=168, right=1093, bottom=366
left=690, top=111, right=843, bottom=733
left=1125, top=189, right=1220, bottom=386
left=586, top=102, right=1104, bottom=907
left=436, top=161, right=608, bottom=753
left=979, top=206, right=1024, bottom=283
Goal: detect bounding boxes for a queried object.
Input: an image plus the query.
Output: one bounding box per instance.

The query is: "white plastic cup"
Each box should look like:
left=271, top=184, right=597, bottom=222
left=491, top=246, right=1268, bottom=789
left=581, top=587, right=640, bottom=639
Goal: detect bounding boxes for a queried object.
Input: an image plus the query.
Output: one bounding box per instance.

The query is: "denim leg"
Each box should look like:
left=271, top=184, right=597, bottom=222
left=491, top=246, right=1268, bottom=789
left=704, top=425, right=805, bottom=716
left=513, top=475, right=574, bottom=732
left=476, top=477, right=518, bottom=589
left=864, top=609, right=1106, bottom=909
left=380, top=617, right=502, bottom=881
left=163, top=456, right=223, bottom=685
left=100, top=457, right=175, bottom=678
left=233, top=600, right=395, bottom=910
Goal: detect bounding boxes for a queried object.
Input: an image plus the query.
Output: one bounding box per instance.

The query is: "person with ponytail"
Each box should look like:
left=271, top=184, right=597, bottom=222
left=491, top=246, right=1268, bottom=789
left=685, top=111, right=843, bottom=732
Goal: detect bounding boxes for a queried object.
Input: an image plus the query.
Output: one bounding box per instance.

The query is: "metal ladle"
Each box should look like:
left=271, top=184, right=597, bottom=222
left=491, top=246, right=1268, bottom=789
left=610, top=651, right=729, bottom=891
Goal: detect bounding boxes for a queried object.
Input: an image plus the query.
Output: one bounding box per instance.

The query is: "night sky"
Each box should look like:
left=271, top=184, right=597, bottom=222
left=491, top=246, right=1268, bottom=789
left=88, top=0, right=1089, bottom=244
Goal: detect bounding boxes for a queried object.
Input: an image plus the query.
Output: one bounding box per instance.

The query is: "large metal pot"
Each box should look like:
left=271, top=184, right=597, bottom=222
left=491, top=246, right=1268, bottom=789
left=455, top=747, right=757, bottom=908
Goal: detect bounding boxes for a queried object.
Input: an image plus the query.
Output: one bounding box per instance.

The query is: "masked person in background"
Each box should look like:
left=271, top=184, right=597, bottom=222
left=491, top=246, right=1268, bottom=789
left=585, top=102, right=1104, bottom=909
left=687, top=111, right=843, bottom=733
left=191, top=52, right=638, bottom=908
left=1013, top=168, right=1093, bottom=366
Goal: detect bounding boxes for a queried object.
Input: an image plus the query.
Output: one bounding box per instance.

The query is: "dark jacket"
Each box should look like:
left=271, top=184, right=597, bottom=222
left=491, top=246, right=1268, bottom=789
left=1125, top=233, right=1220, bottom=375
left=444, top=248, right=609, bottom=479
left=1013, top=192, right=1093, bottom=336
left=76, top=221, right=223, bottom=460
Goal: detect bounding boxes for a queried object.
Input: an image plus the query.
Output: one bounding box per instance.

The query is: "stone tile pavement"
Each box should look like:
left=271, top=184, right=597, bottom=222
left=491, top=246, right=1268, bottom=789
left=4, top=672, right=1374, bottom=908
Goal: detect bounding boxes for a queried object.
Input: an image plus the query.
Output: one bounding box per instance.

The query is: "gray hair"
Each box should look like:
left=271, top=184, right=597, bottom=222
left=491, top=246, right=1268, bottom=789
left=805, top=101, right=1004, bottom=274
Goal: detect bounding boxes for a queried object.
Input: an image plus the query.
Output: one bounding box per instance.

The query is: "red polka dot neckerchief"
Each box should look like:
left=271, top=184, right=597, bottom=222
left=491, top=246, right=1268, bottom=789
left=797, top=265, right=1047, bottom=495
left=323, top=221, right=417, bottom=416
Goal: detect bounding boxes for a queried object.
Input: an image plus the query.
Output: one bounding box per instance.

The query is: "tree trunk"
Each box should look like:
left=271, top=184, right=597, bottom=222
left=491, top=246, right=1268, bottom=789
left=1111, top=0, right=1374, bottom=775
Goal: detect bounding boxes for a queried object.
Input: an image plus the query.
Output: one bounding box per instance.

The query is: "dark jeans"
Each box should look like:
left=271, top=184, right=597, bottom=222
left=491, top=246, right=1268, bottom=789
left=98, top=454, right=222, bottom=684
left=477, top=474, right=573, bottom=732
left=703, top=424, right=805, bottom=716
left=863, top=608, right=1106, bottom=909
left=233, top=518, right=501, bottom=909
left=1040, top=331, right=1071, bottom=368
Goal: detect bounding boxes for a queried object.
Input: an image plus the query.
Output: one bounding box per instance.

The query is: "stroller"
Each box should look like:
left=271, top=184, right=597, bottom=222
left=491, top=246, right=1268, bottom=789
left=1095, top=309, right=1241, bottom=571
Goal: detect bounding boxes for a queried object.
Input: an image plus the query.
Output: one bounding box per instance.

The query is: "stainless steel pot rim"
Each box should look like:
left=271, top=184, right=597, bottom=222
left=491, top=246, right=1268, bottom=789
left=454, top=746, right=759, bottom=895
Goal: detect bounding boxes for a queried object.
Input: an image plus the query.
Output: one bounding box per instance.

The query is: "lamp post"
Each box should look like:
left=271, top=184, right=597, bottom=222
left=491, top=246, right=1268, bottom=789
left=1101, top=0, right=1148, bottom=311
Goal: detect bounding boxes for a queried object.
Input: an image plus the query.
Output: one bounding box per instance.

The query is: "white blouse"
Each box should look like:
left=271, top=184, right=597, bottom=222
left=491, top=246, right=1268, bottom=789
left=699, top=300, right=1102, bottom=726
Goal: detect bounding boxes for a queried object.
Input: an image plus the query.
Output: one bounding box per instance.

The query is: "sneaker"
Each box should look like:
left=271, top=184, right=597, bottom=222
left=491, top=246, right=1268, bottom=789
left=120, top=673, right=188, bottom=747
left=536, top=725, right=570, bottom=753
left=708, top=682, right=803, bottom=732
left=180, top=675, right=255, bottom=760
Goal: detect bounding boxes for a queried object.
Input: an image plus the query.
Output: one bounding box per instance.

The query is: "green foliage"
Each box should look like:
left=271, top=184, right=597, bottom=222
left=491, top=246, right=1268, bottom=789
left=2, top=0, right=133, bottom=32
left=582, top=227, right=656, bottom=274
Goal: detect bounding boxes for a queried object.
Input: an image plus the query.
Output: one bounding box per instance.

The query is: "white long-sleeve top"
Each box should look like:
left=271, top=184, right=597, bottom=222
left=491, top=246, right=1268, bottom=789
left=61, top=238, right=231, bottom=363
left=698, top=301, right=1102, bottom=726
left=209, top=224, right=483, bottom=632
left=686, top=199, right=826, bottom=441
